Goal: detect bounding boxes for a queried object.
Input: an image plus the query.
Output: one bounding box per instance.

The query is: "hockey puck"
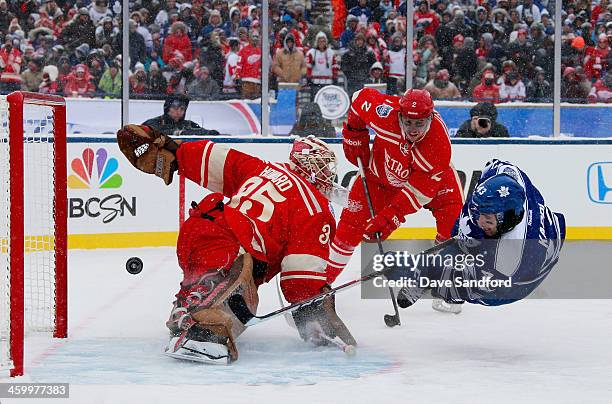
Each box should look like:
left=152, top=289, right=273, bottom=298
left=126, top=257, right=143, bottom=274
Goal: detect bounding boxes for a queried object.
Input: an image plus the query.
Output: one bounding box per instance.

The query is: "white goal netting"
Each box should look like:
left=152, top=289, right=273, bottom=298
left=0, top=95, right=60, bottom=373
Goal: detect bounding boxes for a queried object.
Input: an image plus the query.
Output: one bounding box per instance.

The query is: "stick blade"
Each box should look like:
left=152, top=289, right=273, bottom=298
left=228, top=294, right=255, bottom=325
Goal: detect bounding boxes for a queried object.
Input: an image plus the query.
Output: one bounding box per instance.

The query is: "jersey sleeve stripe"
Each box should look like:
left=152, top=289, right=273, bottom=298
left=413, top=147, right=434, bottom=171
left=375, top=132, right=400, bottom=145
left=199, top=140, right=214, bottom=187
left=401, top=188, right=421, bottom=211
left=370, top=122, right=402, bottom=140
left=331, top=242, right=354, bottom=255
left=281, top=254, right=327, bottom=274
left=433, top=113, right=451, bottom=137
left=205, top=143, right=230, bottom=193
left=405, top=182, right=433, bottom=205
left=280, top=274, right=328, bottom=281
left=411, top=152, right=429, bottom=172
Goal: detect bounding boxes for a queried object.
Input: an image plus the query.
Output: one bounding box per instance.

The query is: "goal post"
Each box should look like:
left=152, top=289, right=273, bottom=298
left=0, top=91, right=68, bottom=377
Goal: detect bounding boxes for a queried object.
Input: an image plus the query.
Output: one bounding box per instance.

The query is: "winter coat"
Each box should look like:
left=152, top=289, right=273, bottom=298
left=272, top=36, right=306, bottom=83
left=20, top=68, right=43, bottom=91
left=98, top=68, right=122, bottom=97
left=63, top=65, right=96, bottom=97
left=163, top=23, right=193, bottom=63
left=423, top=80, right=461, bottom=99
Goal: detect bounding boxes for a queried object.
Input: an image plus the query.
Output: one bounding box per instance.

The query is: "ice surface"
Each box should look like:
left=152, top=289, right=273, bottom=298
left=2, top=247, right=612, bottom=404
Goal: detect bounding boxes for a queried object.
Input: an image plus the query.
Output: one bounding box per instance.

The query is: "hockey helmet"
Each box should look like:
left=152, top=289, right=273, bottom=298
left=469, top=174, right=526, bottom=236
left=398, top=89, right=434, bottom=142
left=290, top=136, right=337, bottom=197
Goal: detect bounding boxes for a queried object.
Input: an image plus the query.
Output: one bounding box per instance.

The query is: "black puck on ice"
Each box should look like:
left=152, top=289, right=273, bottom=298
left=126, top=257, right=143, bottom=274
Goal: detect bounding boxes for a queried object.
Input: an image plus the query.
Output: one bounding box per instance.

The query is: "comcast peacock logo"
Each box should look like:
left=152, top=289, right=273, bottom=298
left=68, top=148, right=123, bottom=189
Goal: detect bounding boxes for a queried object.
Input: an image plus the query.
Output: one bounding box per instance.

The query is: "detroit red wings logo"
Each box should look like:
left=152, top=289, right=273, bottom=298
left=383, top=149, right=410, bottom=187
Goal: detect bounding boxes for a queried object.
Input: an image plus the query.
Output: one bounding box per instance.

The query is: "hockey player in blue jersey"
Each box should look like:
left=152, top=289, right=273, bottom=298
left=386, top=159, right=566, bottom=308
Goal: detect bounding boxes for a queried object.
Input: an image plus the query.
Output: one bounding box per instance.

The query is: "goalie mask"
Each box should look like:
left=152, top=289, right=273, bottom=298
left=290, top=136, right=347, bottom=204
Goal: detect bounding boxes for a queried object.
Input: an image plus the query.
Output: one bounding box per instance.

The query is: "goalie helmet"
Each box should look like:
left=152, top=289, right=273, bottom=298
left=469, top=174, right=526, bottom=235
left=398, top=89, right=434, bottom=142
left=290, top=136, right=337, bottom=197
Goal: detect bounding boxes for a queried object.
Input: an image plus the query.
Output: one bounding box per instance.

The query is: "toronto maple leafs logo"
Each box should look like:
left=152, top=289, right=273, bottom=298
left=497, top=186, right=510, bottom=197
left=376, top=104, right=393, bottom=118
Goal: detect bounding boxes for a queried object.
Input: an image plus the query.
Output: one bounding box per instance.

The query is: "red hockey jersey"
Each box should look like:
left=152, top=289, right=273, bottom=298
left=177, top=140, right=335, bottom=302
left=346, top=88, right=453, bottom=216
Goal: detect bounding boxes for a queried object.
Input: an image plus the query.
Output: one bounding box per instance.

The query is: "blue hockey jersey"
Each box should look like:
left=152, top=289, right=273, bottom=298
left=434, top=159, right=566, bottom=306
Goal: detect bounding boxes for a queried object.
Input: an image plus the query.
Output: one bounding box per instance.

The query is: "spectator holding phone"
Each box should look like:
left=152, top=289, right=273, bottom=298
left=456, top=102, right=509, bottom=138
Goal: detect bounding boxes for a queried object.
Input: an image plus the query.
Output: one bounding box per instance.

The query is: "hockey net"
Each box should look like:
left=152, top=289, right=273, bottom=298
left=0, top=92, right=67, bottom=377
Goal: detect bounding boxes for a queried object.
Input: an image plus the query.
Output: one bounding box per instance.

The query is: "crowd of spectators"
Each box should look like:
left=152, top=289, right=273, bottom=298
left=0, top=0, right=610, bottom=102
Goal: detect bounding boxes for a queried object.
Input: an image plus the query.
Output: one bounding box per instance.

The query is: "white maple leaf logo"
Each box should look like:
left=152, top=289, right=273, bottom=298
left=497, top=186, right=510, bottom=197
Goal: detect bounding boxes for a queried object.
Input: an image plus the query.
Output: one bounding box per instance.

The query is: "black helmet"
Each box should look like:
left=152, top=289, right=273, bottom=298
left=163, top=94, right=190, bottom=116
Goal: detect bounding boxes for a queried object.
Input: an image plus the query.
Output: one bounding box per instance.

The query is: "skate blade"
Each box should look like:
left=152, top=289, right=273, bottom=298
left=431, top=299, right=462, bottom=314
left=164, top=350, right=230, bottom=365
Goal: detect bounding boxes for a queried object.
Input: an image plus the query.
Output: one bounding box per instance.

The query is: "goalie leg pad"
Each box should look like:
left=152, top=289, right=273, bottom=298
left=168, top=254, right=259, bottom=362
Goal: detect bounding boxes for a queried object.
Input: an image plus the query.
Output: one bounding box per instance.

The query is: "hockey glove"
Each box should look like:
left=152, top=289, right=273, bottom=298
left=116, top=124, right=182, bottom=185
left=342, top=122, right=370, bottom=167
left=363, top=205, right=405, bottom=242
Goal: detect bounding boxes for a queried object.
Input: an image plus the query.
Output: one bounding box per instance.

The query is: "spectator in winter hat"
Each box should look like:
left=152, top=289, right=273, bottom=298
left=20, top=56, right=44, bottom=91
left=367, top=61, right=385, bottom=84
left=272, top=33, right=306, bottom=84
left=588, top=71, right=612, bottom=103
left=456, top=102, right=509, bottom=138
left=98, top=60, right=122, bottom=97
left=89, top=0, right=112, bottom=25
left=424, top=68, right=461, bottom=99
left=341, top=15, right=359, bottom=49
left=472, top=70, right=501, bottom=102
left=64, top=64, right=96, bottom=97
left=39, top=65, right=60, bottom=95
left=163, top=21, right=192, bottom=63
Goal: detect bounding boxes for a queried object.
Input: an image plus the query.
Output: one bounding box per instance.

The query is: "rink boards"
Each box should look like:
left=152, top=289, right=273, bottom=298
left=61, top=137, right=612, bottom=249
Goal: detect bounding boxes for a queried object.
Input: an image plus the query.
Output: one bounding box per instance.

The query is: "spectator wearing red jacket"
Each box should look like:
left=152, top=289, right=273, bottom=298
left=472, top=70, right=501, bottom=103
left=413, top=0, right=439, bottom=37
left=163, top=21, right=192, bottom=63
left=236, top=32, right=262, bottom=99
left=0, top=36, right=22, bottom=92
left=588, top=72, right=612, bottom=103
left=583, top=33, right=610, bottom=81
left=63, top=64, right=95, bottom=98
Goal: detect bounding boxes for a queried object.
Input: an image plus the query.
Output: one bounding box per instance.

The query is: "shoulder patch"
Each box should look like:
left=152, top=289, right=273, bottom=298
left=376, top=104, right=393, bottom=118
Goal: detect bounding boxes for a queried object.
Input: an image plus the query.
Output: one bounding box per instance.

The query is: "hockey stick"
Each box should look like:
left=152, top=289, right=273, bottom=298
left=356, top=157, right=401, bottom=328
left=228, top=238, right=456, bottom=327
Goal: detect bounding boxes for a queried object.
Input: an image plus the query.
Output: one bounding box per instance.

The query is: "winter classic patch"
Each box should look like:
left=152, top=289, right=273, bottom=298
left=375, top=104, right=393, bottom=118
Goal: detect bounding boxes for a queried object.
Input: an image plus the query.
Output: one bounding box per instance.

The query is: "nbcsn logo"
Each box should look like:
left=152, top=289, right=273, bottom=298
left=587, top=162, right=612, bottom=204
left=68, top=148, right=123, bottom=189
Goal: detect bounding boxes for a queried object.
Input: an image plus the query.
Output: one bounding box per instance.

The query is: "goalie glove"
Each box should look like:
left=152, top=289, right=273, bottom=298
left=116, top=124, right=182, bottom=185
left=292, top=285, right=356, bottom=347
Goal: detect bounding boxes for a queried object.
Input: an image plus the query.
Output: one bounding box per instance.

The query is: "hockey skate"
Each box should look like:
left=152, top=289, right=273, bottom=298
left=431, top=298, right=463, bottom=314
left=164, top=325, right=231, bottom=365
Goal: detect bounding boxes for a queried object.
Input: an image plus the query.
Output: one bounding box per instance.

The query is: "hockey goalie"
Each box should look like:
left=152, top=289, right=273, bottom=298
left=116, top=125, right=355, bottom=365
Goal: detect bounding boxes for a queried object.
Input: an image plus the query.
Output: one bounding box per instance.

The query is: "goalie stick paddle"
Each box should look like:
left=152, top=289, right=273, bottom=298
left=356, top=157, right=401, bottom=328
left=228, top=238, right=456, bottom=327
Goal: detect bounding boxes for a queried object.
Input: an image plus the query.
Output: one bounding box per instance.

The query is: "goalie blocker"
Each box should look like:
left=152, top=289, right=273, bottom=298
left=116, top=124, right=356, bottom=363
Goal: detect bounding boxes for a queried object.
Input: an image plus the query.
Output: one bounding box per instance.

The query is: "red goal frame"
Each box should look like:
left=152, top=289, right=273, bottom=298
left=6, top=91, right=67, bottom=377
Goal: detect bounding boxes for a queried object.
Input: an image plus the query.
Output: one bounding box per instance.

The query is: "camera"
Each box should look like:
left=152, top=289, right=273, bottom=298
left=477, top=118, right=491, bottom=128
